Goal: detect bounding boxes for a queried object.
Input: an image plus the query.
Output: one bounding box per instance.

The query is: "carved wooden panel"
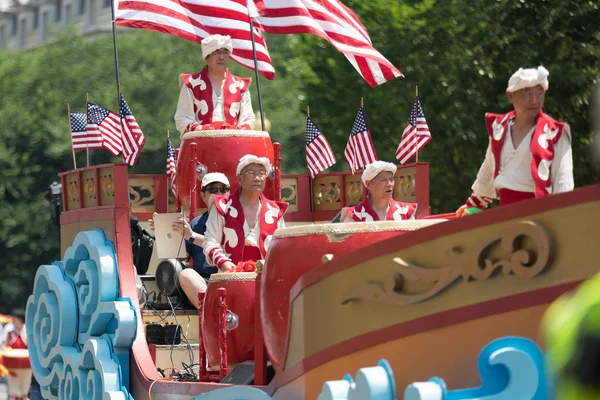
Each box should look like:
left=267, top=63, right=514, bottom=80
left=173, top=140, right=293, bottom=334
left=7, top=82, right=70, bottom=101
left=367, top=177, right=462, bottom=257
left=99, top=167, right=115, bottom=206
left=81, top=170, right=96, bottom=208
left=313, top=176, right=341, bottom=211
left=282, top=177, right=299, bottom=212
left=394, top=166, right=417, bottom=203
left=129, top=177, right=156, bottom=212
left=344, top=174, right=362, bottom=206
left=65, top=173, right=80, bottom=210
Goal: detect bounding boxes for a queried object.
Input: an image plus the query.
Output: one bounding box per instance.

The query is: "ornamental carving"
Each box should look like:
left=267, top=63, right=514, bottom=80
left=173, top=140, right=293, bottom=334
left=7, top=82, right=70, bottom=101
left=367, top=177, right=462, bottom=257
left=394, top=173, right=416, bottom=198
left=313, top=176, right=341, bottom=211
left=100, top=174, right=114, bottom=197
left=84, top=177, right=96, bottom=200
left=129, top=179, right=156, bottom=211
left=341, top=221, right=553, bottom=306
left=67, top=180, right=79, bottom=204
left=281, top=179, right=298, bottom=206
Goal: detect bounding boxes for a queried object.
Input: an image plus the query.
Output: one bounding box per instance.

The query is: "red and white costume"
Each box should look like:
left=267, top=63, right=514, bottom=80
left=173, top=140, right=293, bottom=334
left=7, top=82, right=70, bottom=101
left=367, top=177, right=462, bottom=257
left=341, top=197, right=417, bottom=222
left=174, top=35, right=255, bottom=135
left=2, top=324, right=31, bottom=400
left=466, top=66, right=573, bottom=208
left=203, top=190, right=288, bottom=270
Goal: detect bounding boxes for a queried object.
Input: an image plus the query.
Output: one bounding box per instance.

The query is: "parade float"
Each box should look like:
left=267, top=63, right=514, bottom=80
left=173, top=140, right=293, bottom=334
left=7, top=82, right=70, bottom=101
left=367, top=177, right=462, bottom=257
left=22, top=120, right=600, bottom=399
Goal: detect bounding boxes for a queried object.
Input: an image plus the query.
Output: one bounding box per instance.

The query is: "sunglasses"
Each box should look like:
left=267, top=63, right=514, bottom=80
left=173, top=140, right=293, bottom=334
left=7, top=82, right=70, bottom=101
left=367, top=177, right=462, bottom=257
left=203, top=186, right=230, bottom=194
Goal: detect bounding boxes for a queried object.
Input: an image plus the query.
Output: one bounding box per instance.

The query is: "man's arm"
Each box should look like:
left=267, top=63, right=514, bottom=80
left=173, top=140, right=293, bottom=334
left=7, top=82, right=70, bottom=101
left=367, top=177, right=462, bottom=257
left=202, top=209, right=234, bottom=271
left=237, top=90, right=256, bottom=129
left=174, top=85, right=200, bottom=135
left=457, top=140, right=495, bottom=216
left=551, top=124, right=574, bottom=193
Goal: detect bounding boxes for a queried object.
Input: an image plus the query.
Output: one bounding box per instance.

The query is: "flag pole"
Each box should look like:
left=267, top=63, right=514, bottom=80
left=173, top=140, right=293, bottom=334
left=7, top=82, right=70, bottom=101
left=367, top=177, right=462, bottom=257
left=246, top=0, right=266, bottom=133
left=110, top=0, right=122, bottom=98
left=307, top=105, right=310, bottom=117
left=86, top=93, right=90, bottom=167
left=67, top=103, right=77, bottom=170
left=415, top=86, right=419, bottom=163
left=360, top=97, right=363, bottom=109
left=167, top=129, right=171, bottom=207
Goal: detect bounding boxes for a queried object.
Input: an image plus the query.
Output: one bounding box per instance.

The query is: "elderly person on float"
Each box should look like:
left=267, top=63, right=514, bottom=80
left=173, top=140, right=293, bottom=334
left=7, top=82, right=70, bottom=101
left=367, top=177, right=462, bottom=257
left=339, top=161, right=418, bottom=222
left=174, top=34, right=255, bottom=135
left=457, top=66, right=573, bottom=216
left=203, top=155, right=288, bottom=272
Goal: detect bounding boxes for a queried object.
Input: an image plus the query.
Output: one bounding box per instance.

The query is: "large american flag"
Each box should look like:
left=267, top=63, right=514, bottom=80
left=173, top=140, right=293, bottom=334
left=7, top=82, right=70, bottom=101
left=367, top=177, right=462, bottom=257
left=87, top=103, right=123, bottom=156
left=166, top=136, right=178, bottom=200
left=255, top=0, right=402, bottom=87
left=395, top=95, right=431, bottom=164
left=344, top=107, right=378, bottom=173
left=306, top=116, right=336, bottom=178
left=70, top=111, right=103, bottom=151
left=115, top=0, right=275, bottom=79
left=120, top=93, right=146, bottom=167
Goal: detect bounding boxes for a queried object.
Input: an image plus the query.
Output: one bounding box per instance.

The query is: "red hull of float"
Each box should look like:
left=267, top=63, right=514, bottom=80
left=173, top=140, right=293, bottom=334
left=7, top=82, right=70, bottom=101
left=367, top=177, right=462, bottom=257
left=202, top=272, right=257, bottom=368
left=177, top=130, right=275, bottom=211
left=261, top=224, right=413, bottom=371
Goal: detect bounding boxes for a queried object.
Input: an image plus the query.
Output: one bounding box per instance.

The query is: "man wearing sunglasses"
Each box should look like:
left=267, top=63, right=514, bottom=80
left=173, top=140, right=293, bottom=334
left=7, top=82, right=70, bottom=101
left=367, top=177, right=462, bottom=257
left=174, top=34, right=256, bottom=135
left=149, top=172, right=230, bottom=308
left=203, top=155, right=288, bottom=272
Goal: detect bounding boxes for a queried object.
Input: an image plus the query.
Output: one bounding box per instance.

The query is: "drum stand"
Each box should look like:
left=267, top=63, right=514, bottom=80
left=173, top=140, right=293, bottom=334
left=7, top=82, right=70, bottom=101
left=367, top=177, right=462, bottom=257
left=197, top=288, right=229, bottom=382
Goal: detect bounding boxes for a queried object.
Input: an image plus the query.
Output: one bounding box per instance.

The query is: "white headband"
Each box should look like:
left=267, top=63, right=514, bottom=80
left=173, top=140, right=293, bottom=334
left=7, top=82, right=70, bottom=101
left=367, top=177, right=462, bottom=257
left=506, top=66, right=549, bottom=93
left=201, top=34, right=233, bottom=60
left=201, top=172, right=230, bottom=188
left=236, top=154, right=270, bottom=176
left=361, top=161, right=397, bottom=186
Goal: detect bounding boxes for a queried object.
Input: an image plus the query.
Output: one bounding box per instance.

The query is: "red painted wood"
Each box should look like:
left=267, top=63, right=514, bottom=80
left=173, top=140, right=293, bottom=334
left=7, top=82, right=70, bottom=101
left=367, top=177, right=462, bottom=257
left=253, top=269, right=268, bottom=386
left=190, top=143, right=197, bottom=220
left=198, top=292, right=207, bottom=381
left=218, top=288, right=228, bottom=380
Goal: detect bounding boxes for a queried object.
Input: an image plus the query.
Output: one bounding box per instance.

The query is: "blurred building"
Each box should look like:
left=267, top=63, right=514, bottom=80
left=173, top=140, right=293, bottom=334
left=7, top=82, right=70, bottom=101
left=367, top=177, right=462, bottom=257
left=0, top=0, right=112, bottom=49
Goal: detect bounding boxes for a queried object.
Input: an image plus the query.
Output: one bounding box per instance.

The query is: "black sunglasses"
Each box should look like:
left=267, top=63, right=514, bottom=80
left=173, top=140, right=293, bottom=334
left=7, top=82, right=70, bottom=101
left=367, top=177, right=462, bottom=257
left=203, top=186, right=230, bottom=194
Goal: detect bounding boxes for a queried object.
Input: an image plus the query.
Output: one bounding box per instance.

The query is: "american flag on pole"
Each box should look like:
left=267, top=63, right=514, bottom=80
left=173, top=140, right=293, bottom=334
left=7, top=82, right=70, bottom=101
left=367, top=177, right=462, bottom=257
left=395, top=95, right=431, bottom=164
left=344, top=108, right=378, bottom=174
left=166, top=136, right=178, bottom=200
left=119, top=93, right=146, bottom=167
left=306, top=116, right=336, bottom=178
left=71, top=112, right=102, bottom=151
left=254, top=0, right=402, bottom=87
left=115, top=0, right=275, bottom=79
left=87, top=103, right=123, bottom=156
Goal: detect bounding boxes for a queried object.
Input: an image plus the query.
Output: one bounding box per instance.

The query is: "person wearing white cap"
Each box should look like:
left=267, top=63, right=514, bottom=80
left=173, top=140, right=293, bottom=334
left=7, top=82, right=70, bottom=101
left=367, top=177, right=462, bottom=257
left=174, top=34, right=256, bottom=135
left=203, top=154, right=288, bottom=272
left=338, top=161, right=418, bottom=222
left=148, top=172, right=230, bottom=308
left=457, top=66, right=573, bottom=216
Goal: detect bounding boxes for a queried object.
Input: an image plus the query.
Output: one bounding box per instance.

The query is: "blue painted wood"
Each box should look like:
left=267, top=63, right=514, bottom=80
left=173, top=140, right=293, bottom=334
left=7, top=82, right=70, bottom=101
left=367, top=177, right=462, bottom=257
left=317, top=359, right=396, bottom=400
left=26, top=229, right=137, bottom=400
left=190, top=386, right=274, bottom=399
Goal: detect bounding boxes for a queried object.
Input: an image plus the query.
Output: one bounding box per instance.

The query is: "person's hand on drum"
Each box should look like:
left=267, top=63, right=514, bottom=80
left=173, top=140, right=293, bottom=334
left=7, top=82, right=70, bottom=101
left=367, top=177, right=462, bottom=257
left=221, top=261, right=235, bottom=273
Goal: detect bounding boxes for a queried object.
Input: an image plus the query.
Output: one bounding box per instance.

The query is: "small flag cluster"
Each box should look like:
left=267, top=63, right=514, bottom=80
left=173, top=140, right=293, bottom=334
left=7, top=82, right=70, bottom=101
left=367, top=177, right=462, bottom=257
left=69, top=92, right=146, bottom=166
left=306, top=94, right=430, bottom=177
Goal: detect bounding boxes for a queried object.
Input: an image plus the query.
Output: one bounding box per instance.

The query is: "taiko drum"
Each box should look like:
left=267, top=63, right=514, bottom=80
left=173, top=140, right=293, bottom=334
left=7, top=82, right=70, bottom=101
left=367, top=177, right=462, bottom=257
left=202, top=272, right=257, bottom=368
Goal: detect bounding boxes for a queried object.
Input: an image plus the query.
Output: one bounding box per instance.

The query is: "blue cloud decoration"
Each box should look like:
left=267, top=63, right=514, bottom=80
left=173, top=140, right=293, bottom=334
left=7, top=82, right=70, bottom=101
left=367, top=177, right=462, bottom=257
left=26, top=229, right=137, bottom=400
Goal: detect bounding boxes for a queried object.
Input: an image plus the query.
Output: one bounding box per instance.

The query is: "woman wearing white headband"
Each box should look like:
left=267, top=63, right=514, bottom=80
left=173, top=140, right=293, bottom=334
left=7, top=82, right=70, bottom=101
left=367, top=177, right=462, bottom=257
left=174, top=34, right=256, bottom=135
left=203, top=155, right=288, bottom=272
left=339, top=161, right=417, bottom=222
left=457, top=66, right=573, bottom=216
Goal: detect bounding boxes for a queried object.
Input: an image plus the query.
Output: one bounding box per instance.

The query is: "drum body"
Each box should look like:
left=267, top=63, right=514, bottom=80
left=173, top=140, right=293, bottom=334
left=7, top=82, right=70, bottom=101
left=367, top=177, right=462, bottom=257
left=177, top=130, right=274, bottom=211
left=3, top=348, right=32, bottom=397
left=202, top=272, right=257, bottom=368
left=261, top=220, right=448, bottom=371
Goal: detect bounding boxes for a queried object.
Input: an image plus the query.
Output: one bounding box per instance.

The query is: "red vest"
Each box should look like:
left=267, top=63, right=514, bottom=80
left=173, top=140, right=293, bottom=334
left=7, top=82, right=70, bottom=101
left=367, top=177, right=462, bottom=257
left=181, top=67, right=251, bottom=128
left=344, top=198, right=417, bottom=222
left=6, top=330, right=27, bottom=349
left=212, top=191, right=288, bottom=264
left=486, top=111, right=566, bottom=198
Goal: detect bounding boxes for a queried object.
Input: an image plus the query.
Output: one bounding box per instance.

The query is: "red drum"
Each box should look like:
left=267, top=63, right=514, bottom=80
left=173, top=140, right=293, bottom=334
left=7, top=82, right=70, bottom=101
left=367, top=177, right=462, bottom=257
left=177, top=129, right=275, bottom=211
left=3, top=348, right=32, bottom=398
left=202, top=272, right=257, bottom=368
left=261, top=219, right=448, bottom=371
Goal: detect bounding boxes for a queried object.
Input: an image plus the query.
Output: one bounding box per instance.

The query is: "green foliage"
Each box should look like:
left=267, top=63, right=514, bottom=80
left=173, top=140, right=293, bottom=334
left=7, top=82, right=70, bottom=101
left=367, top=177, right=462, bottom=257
left=0, top=0, right=598, bottom=311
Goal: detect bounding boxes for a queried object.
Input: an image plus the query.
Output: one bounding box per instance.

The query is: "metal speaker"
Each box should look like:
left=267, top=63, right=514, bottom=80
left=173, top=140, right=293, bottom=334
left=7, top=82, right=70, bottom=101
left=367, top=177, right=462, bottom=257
left=155, top=258, right=183, bottom=297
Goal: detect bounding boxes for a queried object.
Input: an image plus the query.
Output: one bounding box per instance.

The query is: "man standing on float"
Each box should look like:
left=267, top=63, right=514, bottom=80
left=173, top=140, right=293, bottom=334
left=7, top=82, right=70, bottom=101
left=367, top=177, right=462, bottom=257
left=203, top=155, right=288, bottom=272
left=457, top=66, right=573, bottom=216
left=174, top=34, right=256, bottom=135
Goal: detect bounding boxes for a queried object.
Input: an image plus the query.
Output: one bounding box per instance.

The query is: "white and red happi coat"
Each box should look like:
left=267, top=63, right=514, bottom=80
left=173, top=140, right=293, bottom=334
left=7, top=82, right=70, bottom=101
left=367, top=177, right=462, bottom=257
left=180, top=67, right=251, bottom=132
left=344, top=198, right=417, bottom=222
left=207, top=190, right=288, bottom=269
left=486, top=110, right=567, bottom=198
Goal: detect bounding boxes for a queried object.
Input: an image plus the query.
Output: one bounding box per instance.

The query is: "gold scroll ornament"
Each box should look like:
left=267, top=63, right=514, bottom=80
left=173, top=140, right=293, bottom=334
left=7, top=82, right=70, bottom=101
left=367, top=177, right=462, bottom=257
left=342, top=221, right=554, bottom=306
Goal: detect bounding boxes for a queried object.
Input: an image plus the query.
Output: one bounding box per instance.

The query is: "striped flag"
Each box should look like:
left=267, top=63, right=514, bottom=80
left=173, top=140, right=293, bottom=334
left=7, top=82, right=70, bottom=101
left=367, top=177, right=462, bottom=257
left=166, top=136, right=178, bottom=200
left=255, top=0, right=402, bottom=87
left=87, top=103, right=123, bottom=156
left=344, top=108, right=378, bottom=173
left=306, top=116, right=336, bottom=178
left=119, top=93, right=146, bottom=167
left=115, top=0, right=275, bottom=79
left=70, top=111, right=103, bottom=151
left=395, top=95, right=431, bottom=164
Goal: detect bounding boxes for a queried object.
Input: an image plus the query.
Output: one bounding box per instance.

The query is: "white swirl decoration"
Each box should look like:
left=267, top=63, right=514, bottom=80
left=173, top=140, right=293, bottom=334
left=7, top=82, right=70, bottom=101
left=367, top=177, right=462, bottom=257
left=26, top=229, right=137, bottom=400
